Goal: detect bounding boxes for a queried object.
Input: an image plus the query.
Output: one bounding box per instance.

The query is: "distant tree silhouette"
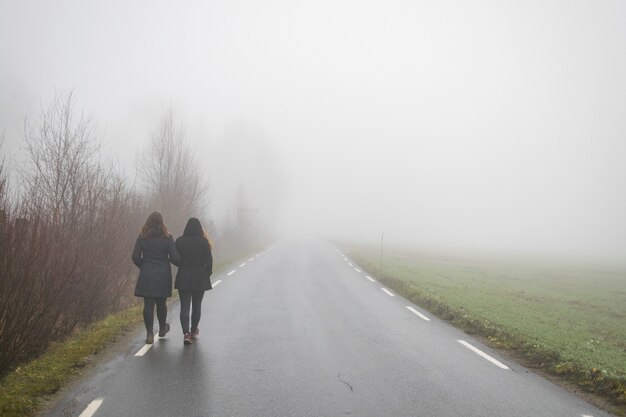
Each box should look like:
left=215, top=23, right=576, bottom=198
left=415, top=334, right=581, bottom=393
left=137, top=109, right=208, bottom=236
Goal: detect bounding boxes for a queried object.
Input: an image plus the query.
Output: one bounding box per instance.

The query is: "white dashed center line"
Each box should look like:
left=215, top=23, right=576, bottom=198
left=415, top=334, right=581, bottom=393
left=227, top=270, right=236, bottom=276
left=381, top=288, right=395, bottom=297
left=458, top=340, right=510, bottom=370
left=239, top=263, right=246, bottom=267
left=354, top=267, right=361, bottom=273
left=406, top=306, right=431, bottom=321
left=136, top=273, right=227, bottom=357
left=78, top=397, right=104, bottom=417
left=347, top=262, right=353, bottom=267
left=365, top=276, right=376, bottom=282
left=134, top=343, right=153, bottom=357
left=248, top=258, right=255, bottom=262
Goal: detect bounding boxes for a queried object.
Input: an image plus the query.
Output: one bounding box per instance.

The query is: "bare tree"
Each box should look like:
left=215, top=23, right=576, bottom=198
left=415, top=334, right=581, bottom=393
left=137, top=109, right=208, bottom=235
left=20, top=92, right=99, bottom=226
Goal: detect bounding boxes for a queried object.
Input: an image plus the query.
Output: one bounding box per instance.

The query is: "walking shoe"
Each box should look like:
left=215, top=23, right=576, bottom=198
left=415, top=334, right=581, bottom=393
left=191, top=328, right=199, bottom=340
left=146, top=333, right=154, bottom=344
left=158, top=323, right=170, bottom=338
left=183, top=333, right=193, bottom=345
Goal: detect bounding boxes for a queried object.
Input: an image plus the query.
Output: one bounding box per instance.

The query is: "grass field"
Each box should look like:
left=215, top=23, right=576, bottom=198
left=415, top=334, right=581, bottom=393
left=345, top=245, right=626, bottom=413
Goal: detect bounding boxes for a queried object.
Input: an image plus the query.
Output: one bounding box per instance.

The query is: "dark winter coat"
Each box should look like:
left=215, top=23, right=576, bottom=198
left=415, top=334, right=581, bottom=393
left=175, top=236, right=213, bottom=291
left=132, top=234, right=180, bottom=298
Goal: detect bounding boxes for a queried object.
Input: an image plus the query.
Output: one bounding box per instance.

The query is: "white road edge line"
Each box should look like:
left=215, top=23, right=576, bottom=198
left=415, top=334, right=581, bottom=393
left=458, top=340, right=510, bottom=370
left=213, top=280, right=222, bottom=287
left=406, top=306, right=431, bottom=321
left=227, top=270, right=236, bottom=276
left=582, top=414, right=594, bottom=417
left=381, top=288, right=395, bottom=297
left=365, top=276, right=376, bottom=282
left=354, top=267, right=361, bottom=273
left=347, top=262, right=353, bottom=266
left=78, top=397, right=104, bottom=417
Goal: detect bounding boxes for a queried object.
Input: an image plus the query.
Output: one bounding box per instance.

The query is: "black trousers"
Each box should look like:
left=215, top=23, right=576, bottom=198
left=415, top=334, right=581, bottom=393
left=179, top=289, right=205, bottom=334
left=143, top=297, right=167, bottom=334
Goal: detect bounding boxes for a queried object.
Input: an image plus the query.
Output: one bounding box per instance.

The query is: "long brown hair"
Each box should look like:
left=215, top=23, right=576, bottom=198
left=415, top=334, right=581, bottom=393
left=139, top=211, right=169, bottom=238
left=183, top=217, right=213, bottom=249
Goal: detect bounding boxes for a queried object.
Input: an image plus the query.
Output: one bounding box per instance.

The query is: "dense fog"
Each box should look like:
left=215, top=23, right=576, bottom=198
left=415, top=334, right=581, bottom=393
left=1, top=0, right=625, bottom=263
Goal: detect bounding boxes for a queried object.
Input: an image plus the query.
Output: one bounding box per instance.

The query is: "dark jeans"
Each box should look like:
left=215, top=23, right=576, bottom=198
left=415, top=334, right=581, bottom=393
left=143, top=297, right=167, bottom=334
left=179, top=289, right=205, bottom=334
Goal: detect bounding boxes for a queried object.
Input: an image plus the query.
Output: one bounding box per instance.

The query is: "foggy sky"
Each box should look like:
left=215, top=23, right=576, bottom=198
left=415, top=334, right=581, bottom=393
left=1, top=0, right=626, bottom=263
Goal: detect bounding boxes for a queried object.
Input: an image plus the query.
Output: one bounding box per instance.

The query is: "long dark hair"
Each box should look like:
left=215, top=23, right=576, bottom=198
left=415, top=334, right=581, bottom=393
left=140, top=211, right=169, bottom=238
left=183, top=218, right=212, bottom=248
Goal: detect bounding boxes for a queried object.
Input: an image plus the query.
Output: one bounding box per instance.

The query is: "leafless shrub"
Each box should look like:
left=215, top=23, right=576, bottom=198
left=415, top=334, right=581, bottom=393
left=0, top=94, right=142, bottom=374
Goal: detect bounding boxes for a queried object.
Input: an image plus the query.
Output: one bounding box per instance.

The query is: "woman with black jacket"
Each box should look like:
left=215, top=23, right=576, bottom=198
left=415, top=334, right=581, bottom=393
left=132, top=212, right=180, bottom=344
left=175, top=218, right=213, bottom=345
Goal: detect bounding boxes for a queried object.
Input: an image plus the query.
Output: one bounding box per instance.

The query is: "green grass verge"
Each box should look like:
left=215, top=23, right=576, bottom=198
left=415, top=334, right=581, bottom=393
left=0, top=306, right=143, bottom=417
left=345, top=245, right=626, bottom=415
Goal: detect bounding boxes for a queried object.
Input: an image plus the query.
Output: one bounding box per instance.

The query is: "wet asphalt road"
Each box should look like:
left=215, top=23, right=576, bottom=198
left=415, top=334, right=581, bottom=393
left=43, top=238, right=613, bottom=417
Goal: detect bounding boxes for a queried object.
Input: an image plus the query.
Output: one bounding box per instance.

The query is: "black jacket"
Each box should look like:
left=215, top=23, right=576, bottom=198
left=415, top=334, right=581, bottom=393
left=175, top=235, right=213, bottom=291
left=132, top=234, right=180, bottom=297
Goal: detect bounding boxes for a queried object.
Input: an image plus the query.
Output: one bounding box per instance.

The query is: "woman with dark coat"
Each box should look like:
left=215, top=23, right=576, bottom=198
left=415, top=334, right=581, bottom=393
left=132, top=212, right=180, bottom=344
left=175, top=218, right=213, bottom=345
